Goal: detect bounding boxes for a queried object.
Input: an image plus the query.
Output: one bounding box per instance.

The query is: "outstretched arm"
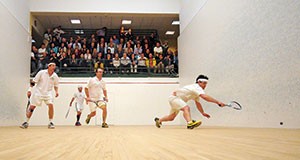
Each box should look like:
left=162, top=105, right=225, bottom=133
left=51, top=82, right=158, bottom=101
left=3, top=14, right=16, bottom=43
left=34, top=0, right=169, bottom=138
left=200, top=94, right=225, bottom=107
left=195, top=101, right=210, bottom=118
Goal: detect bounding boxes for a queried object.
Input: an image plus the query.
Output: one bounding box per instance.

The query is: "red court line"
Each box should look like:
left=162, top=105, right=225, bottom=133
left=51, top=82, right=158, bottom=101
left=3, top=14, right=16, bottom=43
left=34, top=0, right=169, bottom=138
left=59, top=81, right=179, bottom=85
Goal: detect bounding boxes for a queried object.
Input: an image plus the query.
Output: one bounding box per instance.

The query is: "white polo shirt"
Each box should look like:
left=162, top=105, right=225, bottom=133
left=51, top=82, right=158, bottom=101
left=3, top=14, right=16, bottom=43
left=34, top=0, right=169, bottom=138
left=87, top=77, right=106, bottom=100
left=74, top=92, right=85, bottom=105
left=33, top=70, right=59, bottom=97
left=175, top=84, right=205, bottom=102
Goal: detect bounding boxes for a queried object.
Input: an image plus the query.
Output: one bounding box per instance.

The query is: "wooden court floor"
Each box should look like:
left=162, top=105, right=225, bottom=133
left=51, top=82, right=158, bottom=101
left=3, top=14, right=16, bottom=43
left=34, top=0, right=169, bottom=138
left=0, top=126, right=299, bottom=160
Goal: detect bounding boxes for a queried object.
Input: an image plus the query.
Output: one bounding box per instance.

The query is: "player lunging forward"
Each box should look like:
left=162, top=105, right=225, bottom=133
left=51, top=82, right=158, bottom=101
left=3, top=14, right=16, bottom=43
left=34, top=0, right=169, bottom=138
left=155, top=75, right=225, bottom=129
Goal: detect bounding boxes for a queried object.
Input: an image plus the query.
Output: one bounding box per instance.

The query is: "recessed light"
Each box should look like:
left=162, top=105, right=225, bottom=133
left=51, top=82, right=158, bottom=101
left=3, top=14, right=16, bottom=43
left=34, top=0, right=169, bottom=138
left=165, top=31, right=175, bottom=35
left=172, top=21, right=180, bottom=25
left=71, top=19, right=81, bottom=24
left=122, top=20, right=132, bottom=25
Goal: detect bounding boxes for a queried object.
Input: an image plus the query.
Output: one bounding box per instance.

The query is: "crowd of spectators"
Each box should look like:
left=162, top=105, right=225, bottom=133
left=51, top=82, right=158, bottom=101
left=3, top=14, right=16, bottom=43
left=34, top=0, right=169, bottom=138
left=31, top=26, right=179, bottom=76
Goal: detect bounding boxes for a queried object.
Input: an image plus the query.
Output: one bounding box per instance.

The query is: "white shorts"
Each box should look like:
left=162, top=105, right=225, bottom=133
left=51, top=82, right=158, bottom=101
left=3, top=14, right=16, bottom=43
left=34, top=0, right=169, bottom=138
left=30, top=95, right=53, bottom=106
left=88, top=100, right=107, bottom=112
left=168, top=95, right=187, bottom=115
left=75, top=103, right=84, bottom=112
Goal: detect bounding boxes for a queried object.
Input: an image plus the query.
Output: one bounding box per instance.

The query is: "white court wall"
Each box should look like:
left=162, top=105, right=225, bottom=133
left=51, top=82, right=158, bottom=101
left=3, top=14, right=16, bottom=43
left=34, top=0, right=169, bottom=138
left=26, top=78, right=180, bottom=126
left=179, top=0, right=300, bottom=128
left=29, top=0, right=180, bottom=14
left=0, top=0, right=31, bottom=126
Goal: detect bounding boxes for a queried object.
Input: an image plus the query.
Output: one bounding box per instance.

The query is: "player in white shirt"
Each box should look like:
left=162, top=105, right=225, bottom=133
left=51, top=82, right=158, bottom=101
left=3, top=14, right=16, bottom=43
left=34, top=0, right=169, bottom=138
left=69, top=85, right=86, bottom=126
left=20, top=62, right=59, bottom=129
left=154, top=75, right=226, bottom=129
left=85, top=68, right=109, bottom=128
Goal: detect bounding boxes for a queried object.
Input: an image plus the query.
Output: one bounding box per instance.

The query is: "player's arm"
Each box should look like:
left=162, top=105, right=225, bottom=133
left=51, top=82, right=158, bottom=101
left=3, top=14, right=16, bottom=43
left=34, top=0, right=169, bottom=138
left=54, top=86, right=59, bottom=97
left=103, top=89, right=108, bottom=102
left=85, top=87, right=90, bottom=101
left=200, top=94, right=225, bottom=107
left=69, top=97, right=75, bottom=107
left=195, top=101, right=210, bottom=118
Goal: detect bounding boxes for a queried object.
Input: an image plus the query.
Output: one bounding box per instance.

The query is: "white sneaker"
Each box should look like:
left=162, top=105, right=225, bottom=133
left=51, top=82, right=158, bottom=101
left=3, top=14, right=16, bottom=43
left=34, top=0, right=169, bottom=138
left=48, top=122, right=55, bottom=129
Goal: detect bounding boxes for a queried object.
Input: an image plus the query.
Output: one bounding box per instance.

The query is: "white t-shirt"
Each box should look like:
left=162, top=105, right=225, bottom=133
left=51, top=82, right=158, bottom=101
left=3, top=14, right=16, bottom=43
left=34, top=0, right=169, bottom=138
left=32, top=70, right=59, bottom=97
left=87, top=77, right=106, bottom=100
left=73, top=92, right=85, bottom=105
left=175, top=84, right=205, bottom=102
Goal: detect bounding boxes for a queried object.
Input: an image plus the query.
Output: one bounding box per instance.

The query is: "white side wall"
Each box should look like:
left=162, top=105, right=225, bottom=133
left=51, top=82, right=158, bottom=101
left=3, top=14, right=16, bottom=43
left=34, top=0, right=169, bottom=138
left=179, top=0, right=300, bottom=128
left=0, top=0, right=30, bottom=126
left=27, top=78, right=180, bottom=126
left=29, top=0, right=180, bottom=14
left=179, top=0, right=208, bottom=33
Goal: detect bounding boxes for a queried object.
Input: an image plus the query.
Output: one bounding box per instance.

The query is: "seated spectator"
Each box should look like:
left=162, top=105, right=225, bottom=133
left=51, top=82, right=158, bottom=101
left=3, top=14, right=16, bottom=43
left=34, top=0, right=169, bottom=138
left=40, top=52, right=50, bottom=69
left=153, top=42, right=163, bottom=58
left=78, top=53, right=87, bottom=67
left=59, top=52, right=68, bottom=68
left=134, top=42, right=143, bottom=55
left=84, top=49, right=92, bottom=64
left=38, top=43, right=46, bottom=55
left=59, top=42, right=67, bottom=53
left=137, top=53, right=148, bottom=73
left=112, top=53, right=121, bottom=74
left=164, top=54, right=174, bottom=74
left=31, top=45, right=38, bottom=74
left=49, top=42, right=58, bottom=54
left=156, top=54, right=165, bottom=73
left=107, top=43, right=115, bottom=55
left=112, top=35, right=119, bottom=45
left=73, top=39, right=82, bottom=50
left=69, top=54, right=79, bottom=68
left=120, top=53, right=131, bottom=73
left=162, top=40, right=169, bottom=57
left=146, top=53, right=157, bottom=73
left=94, top=52, right=104, bottom=71
left=130, top=53, right=137, bottom=73
left=104, top=54, right=113, bottom=74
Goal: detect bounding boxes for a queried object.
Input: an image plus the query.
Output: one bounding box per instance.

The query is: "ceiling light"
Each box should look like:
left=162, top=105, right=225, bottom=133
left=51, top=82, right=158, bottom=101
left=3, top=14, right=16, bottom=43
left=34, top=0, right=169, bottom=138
left=71, top=19, right=81, bottom=24
left=122, top=20, right=132, bottom=25
left=74, top=30, right=84, bottom=34
left=165, top=31, right=175, bottom=35
left=172, top=21, right=180, bottom=25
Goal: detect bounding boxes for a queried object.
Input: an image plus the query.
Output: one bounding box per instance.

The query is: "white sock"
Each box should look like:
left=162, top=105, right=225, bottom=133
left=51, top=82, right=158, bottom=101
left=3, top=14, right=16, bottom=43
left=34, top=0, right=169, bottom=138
left=49, top=119, right=53, bottom=123
left=26, top=118, right=30, bottom=123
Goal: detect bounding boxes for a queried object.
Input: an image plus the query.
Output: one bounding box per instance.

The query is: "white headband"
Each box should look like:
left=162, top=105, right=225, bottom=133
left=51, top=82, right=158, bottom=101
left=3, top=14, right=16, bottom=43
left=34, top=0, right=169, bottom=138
left=197, top=79, right=208, bottom=82
left=48, top=62, right=56, bottom=66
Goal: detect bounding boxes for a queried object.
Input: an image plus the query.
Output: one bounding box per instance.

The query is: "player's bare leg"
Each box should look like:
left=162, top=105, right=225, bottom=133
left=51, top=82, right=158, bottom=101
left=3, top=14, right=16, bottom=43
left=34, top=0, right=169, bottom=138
left=154, top=112, right=177, bottom=128
left=86, top=111, right=96, bottom=124
left=101, top=106, right=108, bottom=128
left=47, top=104, right=55, bottom=129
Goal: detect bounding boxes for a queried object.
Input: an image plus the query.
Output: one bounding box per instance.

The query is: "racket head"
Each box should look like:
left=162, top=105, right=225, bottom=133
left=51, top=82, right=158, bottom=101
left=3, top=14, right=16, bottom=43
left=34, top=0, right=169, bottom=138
left=228, top=101, right=242, bottom=110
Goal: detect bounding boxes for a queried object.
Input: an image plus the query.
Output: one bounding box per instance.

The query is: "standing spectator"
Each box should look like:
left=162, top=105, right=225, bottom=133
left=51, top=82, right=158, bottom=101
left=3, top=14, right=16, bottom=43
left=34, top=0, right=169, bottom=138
left=43, top=28, right=52, bottom=47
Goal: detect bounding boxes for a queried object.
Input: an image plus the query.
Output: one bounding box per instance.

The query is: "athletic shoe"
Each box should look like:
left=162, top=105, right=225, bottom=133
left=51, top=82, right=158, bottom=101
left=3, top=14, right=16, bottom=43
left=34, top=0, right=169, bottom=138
left=154, top=117, right=162, bottom=128
left=85, top=115, right=91, bottom=124
left=75, top=121, right=81, bottom=126
left=20, top=122, right=29, bottom=129
left=48, top=122, right=55, bottom=129
left=102, top=123, right=109, bottom=128
left=187, top=120, right=202, bottom=129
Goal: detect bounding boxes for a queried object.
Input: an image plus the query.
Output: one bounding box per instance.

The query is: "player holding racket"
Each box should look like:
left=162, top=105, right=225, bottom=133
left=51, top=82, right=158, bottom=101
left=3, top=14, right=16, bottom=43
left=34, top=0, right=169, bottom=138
left=85, top=68, right=109, bottom=128
left=20, top=62, right=59, bottom=129
left=69, top=85, right=87, bottom=126
left=155, top=74, right=225, bottom=129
